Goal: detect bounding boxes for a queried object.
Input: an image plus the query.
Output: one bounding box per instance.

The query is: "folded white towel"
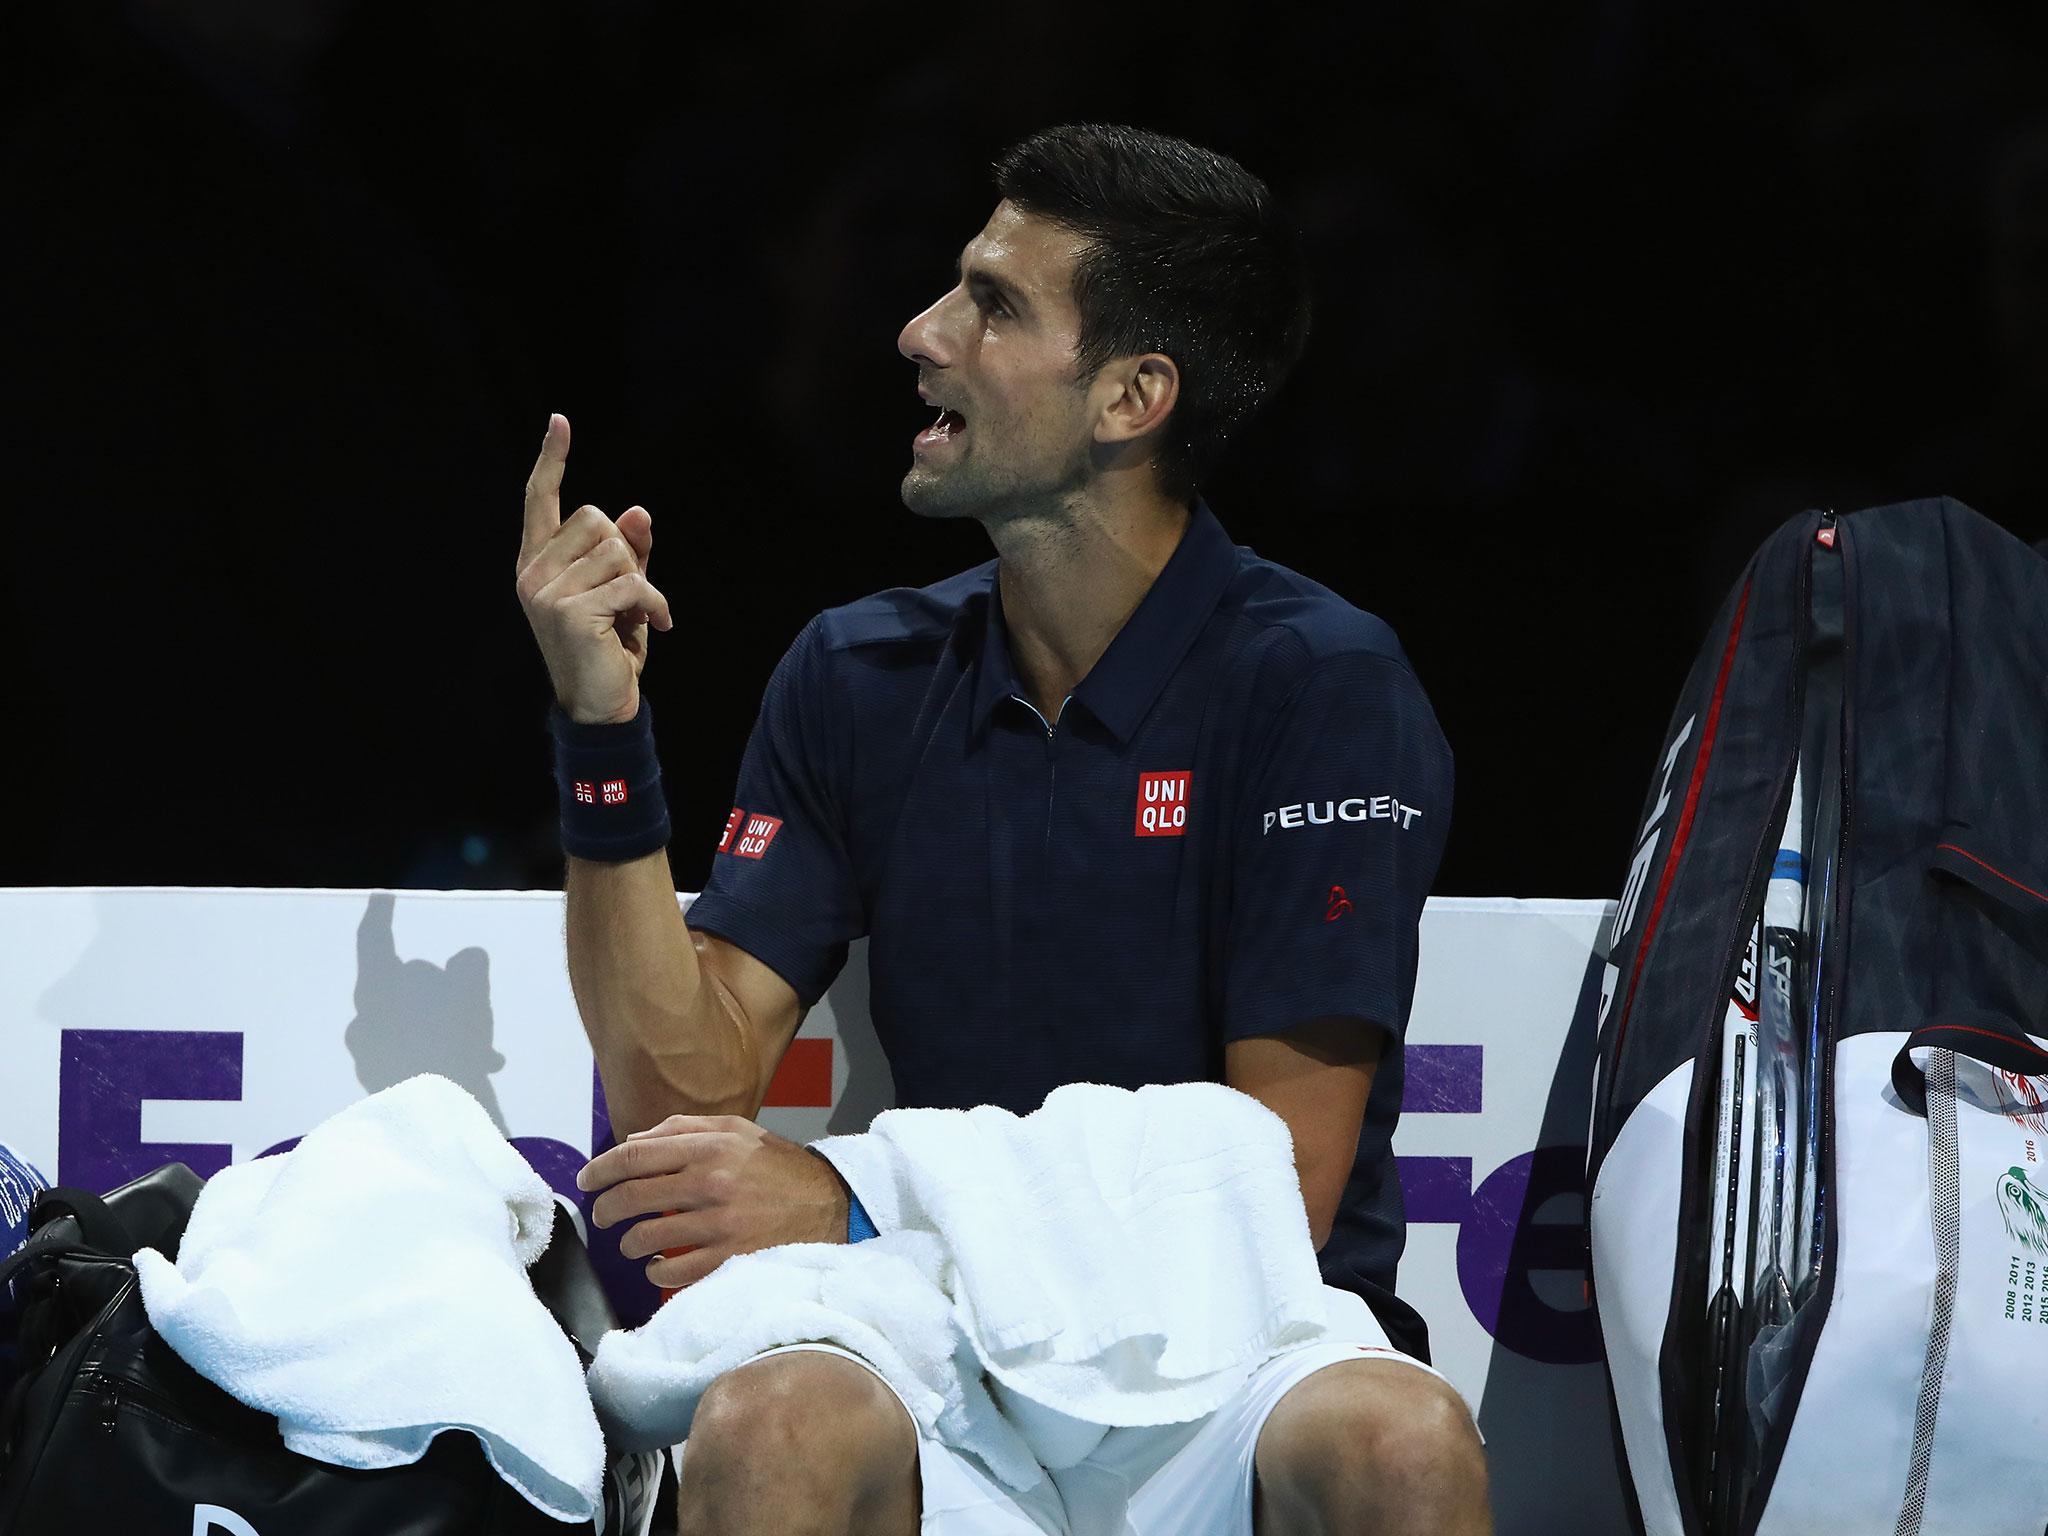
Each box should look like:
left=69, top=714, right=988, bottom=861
left=820, top=1081, right=1333, bottom=1423
left=587, top=1080, right=1332, bottom=1489
left=134, top=1074, right=606, bottom=1524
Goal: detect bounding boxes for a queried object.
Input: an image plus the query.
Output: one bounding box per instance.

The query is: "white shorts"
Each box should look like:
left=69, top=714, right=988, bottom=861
left=673, top=1290, right=1464, bottom=1536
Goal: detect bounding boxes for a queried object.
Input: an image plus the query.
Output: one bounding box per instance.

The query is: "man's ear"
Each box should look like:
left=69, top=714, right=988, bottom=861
left=1094, top=354, right=1180, bottom=446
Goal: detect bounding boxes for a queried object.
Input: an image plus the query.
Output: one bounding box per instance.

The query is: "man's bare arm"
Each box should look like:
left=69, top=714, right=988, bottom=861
left=564, top=850, right=807, bottom=1133
left=517, top=413, right=805, bottom=1134
left=1225, top=1016, right=1382, bottom=1251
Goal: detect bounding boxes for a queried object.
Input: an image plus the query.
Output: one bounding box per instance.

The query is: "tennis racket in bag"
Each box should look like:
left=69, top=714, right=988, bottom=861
left=1585, top=496, right=2048, bottom=1536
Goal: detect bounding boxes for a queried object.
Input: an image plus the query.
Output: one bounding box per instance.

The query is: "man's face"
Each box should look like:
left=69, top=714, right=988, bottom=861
left=897, top=201, right=1099, bottom=521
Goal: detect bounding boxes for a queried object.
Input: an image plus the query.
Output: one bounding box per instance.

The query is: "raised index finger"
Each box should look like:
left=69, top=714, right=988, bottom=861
left=520, top=413, right=571, bottom=565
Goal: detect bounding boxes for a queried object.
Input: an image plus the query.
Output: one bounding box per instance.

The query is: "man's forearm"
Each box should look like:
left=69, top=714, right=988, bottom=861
left=565, top=850, right=761, bottom=1135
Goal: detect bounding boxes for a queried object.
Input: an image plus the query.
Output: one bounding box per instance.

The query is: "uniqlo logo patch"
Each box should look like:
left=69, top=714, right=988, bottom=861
left=1135, top=771, right=1192, bottom=837
left=732, top=813, right=783, bottom=859
left=717, top=807, right=744, bottom=854
left=600, top=779, right=628, bottom=806
left=573, top=781, right=595, bottom=806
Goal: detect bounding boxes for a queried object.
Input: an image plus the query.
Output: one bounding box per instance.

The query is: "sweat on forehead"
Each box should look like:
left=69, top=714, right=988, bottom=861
left=959, top=205, right=1088, bottom=302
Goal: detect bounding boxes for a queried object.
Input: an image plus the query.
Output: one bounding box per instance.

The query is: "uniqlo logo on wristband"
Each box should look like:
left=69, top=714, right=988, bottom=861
left=717, top=807, right=744, bottom=854
left=1135, top=771, right=1192, bottom=836
left=573, top=781, right=596, bottom=806
left=731, top=813, right=783, bottom=859
left=600, top=779, right=628, bottom=806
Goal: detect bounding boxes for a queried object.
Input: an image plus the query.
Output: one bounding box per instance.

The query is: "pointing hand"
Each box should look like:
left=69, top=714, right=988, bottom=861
left=514, top=414, right=673, bottom=724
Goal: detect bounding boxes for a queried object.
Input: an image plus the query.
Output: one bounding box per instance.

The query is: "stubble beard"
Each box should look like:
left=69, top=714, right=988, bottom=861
left=900, top=461, right=976, bottom=520
left=901, top=440, right=1089, bottom=527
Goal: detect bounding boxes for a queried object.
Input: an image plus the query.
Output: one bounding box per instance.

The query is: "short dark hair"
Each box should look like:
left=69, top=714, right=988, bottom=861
left=993, top=124, right=1310, bottom=502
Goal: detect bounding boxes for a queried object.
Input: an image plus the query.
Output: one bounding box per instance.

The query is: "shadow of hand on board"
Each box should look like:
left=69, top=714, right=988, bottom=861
left=329, top=895, right=596, bottom=1294
left=342, top=893, right=509, bottom=1136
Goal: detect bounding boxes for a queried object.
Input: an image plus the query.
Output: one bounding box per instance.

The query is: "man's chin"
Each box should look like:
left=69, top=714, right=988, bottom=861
left=900, top=468, right=978, bottom=520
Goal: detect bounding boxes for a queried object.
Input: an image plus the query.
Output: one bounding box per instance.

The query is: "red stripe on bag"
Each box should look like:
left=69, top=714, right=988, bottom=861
left=1936, top=843, right=2048, bottom=906
left=1928, top=1023, right=2048, bottom=1066
left=1610, top=581, right=1753, bottom=1062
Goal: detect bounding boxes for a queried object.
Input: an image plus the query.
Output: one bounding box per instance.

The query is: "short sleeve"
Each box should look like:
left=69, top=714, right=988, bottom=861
left=683, top=616, right=866, bottom=1008
left=1222, top=654, right=1453, bottom=1045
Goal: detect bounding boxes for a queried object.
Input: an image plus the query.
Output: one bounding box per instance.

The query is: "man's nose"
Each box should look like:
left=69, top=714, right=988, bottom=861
left=897, top=291, right=955, bottom=367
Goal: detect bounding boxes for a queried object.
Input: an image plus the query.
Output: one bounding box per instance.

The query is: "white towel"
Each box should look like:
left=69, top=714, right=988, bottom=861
left=134, top=1074, right=606, bottom=1524
left=586, top=1228, right=1049, bottom=1492
left=587, top=1080, right=1331, bottom=1488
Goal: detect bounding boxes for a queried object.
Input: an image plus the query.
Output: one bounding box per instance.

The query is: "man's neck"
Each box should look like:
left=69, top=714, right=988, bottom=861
left=983, top=487, right=1192, bottom=723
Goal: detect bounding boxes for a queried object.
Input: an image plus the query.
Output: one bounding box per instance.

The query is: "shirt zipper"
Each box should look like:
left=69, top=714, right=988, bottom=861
left=1009, top=694, right=1071, bottom=853
left=1009, top=694, right=1067, bottom=742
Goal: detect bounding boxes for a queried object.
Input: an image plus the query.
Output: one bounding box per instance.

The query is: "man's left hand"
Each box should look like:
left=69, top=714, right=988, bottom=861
left=576, top=1115, right=850, bottom=1289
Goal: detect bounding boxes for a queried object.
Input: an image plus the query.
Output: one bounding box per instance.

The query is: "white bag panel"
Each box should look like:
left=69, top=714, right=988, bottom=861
left=1757, top=1033, right=1932, bottom=1535
left=1920, top=1049, right=2048, bottom=1536
left=1591, top=1058, right=1694, bottom=1536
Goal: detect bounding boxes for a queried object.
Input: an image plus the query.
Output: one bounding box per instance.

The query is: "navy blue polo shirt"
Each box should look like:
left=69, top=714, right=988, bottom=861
left=683, top=500, right=1453, bottom=1358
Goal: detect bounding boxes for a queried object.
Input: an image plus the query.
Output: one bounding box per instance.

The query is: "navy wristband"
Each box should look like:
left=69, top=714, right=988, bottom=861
left=550, top=698, right=673, bottom=862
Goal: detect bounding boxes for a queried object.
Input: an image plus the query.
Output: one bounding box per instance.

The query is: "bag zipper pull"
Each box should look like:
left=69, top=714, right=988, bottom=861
left=1816, top=509, right=1839, bottom=550
left=100, top=1380, right=118, bottom=1435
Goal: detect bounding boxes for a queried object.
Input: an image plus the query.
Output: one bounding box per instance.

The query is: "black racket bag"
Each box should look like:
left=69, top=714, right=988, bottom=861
left=0, top=1163, right=669, bottom=1534
left=1586, top=498, right=2048, bottom=1536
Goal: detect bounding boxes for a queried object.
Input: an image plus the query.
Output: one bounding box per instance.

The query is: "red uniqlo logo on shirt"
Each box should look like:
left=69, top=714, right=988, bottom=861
left=717, top=807, right=744, bottom=853
left=732, top=813, right=783, bottom=859
left=600, top=779, right=628, bottom=806
left=573, top=781, right=595, bottom=806
left=1135, top=771, right=1193, bottom=837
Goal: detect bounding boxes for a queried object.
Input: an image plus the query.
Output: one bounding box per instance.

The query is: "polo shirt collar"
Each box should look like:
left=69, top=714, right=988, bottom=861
left=970, top=499, right=1240, bottom=747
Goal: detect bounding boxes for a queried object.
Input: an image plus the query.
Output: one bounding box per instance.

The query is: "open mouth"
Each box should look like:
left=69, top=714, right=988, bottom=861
left=916, top=405, right=967, bottom=450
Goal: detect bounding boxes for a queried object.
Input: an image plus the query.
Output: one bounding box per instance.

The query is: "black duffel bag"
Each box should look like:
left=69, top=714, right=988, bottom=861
left=0, top=1163, right=670, bottom=1534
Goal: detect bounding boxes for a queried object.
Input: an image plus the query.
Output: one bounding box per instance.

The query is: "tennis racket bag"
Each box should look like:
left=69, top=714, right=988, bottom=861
left=1586, top=497, right=2048, bottom=1536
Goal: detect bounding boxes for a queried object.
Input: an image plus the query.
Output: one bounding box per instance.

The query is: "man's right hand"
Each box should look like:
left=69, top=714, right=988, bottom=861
left=516, top=413, right=674, bottom=725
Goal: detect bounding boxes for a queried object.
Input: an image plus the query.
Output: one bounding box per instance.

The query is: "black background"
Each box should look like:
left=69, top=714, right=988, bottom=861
left=6, top=2, right=2044, bottom=898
